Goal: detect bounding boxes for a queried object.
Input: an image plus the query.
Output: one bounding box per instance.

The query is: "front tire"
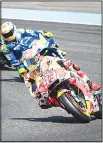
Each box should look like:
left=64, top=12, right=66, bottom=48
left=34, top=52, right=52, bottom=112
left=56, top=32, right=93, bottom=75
left=58, top=93, right=91, bottom=123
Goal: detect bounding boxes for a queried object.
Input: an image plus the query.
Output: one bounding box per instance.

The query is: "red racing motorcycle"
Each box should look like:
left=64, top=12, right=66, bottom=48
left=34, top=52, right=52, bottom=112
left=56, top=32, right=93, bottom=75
left=28, top=58, right=102, bottom=123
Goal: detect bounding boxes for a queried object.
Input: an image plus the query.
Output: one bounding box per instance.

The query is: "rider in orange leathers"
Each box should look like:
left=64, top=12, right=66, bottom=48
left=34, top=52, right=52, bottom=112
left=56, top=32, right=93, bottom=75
left=23, top=47, right=101, bottom=107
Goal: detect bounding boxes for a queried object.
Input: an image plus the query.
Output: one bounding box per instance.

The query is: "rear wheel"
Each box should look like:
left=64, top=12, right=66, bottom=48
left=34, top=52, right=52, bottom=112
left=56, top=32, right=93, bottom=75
left=58, top=88, right=91, bottom=123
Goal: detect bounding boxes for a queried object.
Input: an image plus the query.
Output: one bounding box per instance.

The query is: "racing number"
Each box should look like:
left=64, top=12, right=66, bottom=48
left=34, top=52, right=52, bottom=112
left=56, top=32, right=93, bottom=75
left=43, top=71, right=57, bottom=87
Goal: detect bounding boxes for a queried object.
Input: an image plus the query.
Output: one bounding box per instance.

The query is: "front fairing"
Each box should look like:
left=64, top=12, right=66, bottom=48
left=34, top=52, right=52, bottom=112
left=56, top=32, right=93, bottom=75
left=38, top=34, right=57, bottom=52
left=38, top=61, right=100, bottom=114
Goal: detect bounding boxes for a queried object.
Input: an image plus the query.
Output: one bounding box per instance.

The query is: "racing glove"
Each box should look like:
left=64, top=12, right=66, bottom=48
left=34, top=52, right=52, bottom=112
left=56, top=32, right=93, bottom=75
left=63, top=59, right=72, bottom=70
left=42, top=31, right=54, bottom=38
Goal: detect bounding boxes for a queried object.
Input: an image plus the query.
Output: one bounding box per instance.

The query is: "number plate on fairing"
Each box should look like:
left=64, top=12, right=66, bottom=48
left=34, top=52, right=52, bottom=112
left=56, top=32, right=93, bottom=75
left=42, top=70, right=57, bottom=87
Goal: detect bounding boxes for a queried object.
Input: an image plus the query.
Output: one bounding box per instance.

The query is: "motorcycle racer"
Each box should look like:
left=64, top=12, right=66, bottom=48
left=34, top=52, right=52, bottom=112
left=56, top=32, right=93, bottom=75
left=23, top=48, right=101, bottom=108
left=1, top=21, right=66, bottom=78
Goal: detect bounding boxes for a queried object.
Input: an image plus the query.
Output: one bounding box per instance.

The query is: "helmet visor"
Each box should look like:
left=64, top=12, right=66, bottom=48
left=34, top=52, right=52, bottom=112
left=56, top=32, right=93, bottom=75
left=2, top=28, right=14, bottom=39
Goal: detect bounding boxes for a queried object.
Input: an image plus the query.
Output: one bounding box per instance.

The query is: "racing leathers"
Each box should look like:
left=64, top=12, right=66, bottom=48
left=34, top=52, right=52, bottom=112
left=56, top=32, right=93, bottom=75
left=23, top=56, right=101, bottom=108
left=1, top=29, right=63, bottom=78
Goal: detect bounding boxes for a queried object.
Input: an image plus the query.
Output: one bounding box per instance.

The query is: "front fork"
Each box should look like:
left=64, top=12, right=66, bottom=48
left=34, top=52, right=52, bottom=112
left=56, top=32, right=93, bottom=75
left=57, top=88, right=100, bottom=115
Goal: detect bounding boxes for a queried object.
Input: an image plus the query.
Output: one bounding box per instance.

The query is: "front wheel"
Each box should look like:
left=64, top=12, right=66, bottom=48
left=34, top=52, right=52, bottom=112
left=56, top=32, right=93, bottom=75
left=58, top=92, right=91, bottom=123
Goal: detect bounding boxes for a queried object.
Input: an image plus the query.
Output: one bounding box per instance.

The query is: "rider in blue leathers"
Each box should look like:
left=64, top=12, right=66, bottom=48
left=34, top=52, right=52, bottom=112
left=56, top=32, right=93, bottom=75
left=1, top=21, right=66, bottom=78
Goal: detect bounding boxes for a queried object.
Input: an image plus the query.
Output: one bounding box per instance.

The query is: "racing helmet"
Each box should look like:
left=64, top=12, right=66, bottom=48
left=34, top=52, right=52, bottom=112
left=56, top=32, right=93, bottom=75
left=22, top=47, right=40, bottom=71
left=1, top=22, right=16, bottom=41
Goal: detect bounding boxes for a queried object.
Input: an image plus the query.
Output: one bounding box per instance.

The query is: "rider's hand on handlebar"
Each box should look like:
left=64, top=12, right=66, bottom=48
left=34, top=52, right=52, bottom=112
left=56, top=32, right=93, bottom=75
left=43, top=32, right=53, bottom=38
left=63, top=59, right=72, bottom=70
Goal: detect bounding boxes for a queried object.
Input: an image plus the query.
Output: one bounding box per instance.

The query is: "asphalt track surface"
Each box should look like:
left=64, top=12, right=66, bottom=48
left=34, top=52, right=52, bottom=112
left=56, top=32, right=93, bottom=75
left=1, top=19, right=102, bottom=142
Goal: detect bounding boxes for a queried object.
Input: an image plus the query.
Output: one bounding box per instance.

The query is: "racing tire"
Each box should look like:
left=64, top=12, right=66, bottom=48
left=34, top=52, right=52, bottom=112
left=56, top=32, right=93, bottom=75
left=58, top=93, right=91, bottom=123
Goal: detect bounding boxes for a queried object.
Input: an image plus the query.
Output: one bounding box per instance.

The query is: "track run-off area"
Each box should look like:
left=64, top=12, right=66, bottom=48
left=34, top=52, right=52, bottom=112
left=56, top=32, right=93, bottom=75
left=1, top=19, right=102, bottom=142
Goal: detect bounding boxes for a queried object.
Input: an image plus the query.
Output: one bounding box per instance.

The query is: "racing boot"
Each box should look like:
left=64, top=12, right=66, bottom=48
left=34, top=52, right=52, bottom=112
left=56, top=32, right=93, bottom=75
left=87, top=80, right=101, bottom=91
left=17, top=64, right=27, bottom=80
left=37, top=83, right=51, bottom=109
left=38, top=98, right=52, bottom=109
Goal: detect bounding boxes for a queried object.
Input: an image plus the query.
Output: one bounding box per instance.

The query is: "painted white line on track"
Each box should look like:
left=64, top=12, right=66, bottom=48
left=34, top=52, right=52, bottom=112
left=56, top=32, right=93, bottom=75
left=2, top=8, right=101, bottom=26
